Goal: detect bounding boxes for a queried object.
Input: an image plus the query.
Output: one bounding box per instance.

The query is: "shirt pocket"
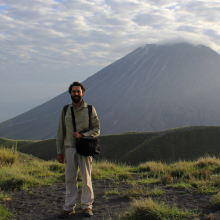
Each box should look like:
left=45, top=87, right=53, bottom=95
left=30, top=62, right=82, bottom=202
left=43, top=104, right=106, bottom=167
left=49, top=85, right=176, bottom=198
left=75, top=110, right=90, bottom=132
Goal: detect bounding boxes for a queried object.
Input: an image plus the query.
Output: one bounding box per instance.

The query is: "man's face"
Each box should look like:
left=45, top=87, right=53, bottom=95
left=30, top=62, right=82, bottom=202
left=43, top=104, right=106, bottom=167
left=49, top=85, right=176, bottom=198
left=71, top=86, right=84, bottom=103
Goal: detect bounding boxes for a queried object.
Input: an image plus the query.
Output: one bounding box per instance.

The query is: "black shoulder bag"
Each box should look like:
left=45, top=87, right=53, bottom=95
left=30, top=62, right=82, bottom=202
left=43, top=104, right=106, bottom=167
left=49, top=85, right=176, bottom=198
left=70, top=105, right=101, bottom=156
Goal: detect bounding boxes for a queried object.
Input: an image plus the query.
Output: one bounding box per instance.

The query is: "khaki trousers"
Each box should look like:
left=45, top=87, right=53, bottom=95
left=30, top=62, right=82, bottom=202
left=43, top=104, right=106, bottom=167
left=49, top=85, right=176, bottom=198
left=63, top=146, right=94, bottom=211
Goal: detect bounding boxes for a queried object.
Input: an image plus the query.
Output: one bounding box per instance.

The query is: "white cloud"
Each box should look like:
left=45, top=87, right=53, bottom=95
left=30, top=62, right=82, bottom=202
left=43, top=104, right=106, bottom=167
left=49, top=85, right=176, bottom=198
left=0, top=0, right=220, bottom=103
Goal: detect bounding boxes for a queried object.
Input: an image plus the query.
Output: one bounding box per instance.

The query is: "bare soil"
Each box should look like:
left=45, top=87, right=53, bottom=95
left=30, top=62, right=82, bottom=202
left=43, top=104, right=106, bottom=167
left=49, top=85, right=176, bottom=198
left=1, top=179, right=220, bottom=220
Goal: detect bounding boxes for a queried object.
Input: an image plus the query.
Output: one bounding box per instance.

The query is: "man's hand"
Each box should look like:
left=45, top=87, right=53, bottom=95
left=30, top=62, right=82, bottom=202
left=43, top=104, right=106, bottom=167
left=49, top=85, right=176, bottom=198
left=57, top=154, right=64, bottom=163
left=72, top=132, right=83, bottom=139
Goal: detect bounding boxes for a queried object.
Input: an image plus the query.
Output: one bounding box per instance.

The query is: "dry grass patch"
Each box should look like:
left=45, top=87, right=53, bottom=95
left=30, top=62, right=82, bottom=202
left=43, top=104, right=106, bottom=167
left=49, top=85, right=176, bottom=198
left=160, top=174, right=173, bottom=185
left=123, top=185, right=144, bottom=199
left=210, top=175, right=220, bottom=187
left=166, top=182, right=192, bottom=189
left=138, top=161, right=170, bottom=177
left=194, top=156, right=220, bottom=168
left=118, top=173, right=132, bottom=182
left=209, top=192, right=220, bottom=209
left=120, top=197, right=195, bottom=220
left=170, top=161, right=194, bottom=178
left=97, top=160, right=117, bottom=171
left=145, top=188, right=165, bottom=197
left=0, top=147, right=18, bottom=165
left=92, top=160, right=131, bottom=179
left=191, top=169, right=211, bottom=180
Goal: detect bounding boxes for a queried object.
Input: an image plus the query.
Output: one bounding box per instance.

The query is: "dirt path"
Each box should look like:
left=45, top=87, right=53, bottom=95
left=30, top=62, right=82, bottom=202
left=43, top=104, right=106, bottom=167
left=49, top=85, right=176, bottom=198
left=2, top=179, right=220, bottom=220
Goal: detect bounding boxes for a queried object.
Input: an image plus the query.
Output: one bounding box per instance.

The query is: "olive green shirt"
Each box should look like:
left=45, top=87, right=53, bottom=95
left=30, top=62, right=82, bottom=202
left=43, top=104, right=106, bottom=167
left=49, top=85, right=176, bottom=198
left=56, top=100, right=100, bottom=154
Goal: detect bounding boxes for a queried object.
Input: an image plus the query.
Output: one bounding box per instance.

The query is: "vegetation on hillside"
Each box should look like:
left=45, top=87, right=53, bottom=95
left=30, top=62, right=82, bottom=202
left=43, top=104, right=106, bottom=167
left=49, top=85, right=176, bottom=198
left=2, top=126, right=220, bottom=165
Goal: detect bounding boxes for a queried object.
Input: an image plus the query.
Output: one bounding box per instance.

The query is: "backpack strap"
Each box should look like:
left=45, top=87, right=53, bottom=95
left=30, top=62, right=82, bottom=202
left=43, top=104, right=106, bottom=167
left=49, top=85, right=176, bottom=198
left=88, top=105, right=92, bottom=129
left=70, top=106, right=77, bottom=132
left=62, top=105, right=69, bottom=138
left=63, top=105, right=69, bottom=117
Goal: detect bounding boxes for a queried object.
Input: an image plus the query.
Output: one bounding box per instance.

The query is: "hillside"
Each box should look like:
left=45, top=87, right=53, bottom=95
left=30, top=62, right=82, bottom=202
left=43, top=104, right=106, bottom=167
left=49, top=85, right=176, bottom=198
left=1, top=43, right=220, bottom=140
left=1, top=126, right=220, bottom=165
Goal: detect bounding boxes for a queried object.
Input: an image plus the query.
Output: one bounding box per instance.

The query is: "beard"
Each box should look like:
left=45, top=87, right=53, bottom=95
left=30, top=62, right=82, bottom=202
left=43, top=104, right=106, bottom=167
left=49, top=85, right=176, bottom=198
left=71, top=95, right=82, bottom=103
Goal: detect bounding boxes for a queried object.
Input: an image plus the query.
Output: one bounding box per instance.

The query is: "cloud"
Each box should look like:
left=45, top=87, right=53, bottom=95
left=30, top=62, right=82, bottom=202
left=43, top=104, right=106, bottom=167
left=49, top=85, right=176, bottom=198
left=0, top=0, right=220, bottom=103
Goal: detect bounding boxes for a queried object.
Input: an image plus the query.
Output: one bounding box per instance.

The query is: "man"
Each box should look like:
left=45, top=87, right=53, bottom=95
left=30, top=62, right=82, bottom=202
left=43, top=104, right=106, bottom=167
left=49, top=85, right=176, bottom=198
left=56, top=81, right=100, bottom=218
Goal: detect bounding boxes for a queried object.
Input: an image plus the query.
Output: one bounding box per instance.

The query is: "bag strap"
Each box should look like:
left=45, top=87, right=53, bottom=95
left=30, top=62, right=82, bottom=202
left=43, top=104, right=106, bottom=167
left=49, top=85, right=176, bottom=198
left=70, top=105, right=93, bottom=132
left=88, top=105, right=92, bottom=129
left=70, top=107, right=77, bottom=132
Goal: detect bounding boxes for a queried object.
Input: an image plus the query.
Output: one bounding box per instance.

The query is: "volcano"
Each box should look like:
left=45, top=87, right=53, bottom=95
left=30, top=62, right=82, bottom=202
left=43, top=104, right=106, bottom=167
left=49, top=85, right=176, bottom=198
left=1, top=42, right=220, bottom=140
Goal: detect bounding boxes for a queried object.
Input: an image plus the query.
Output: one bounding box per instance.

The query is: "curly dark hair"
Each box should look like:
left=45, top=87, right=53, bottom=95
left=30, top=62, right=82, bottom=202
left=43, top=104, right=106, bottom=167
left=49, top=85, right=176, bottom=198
left=68, top=82, right=86, bottom=94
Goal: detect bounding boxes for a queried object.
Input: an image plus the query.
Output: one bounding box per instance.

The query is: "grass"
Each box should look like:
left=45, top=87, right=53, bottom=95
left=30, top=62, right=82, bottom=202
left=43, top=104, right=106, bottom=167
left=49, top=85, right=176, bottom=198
left=0, top=191, right=12, bottom=220
left=0, top=146, right=65, bottom=191
left=2, top=146, right=220, bottom=194
left=160, top=174, right=173, bottom=185
left=119, top=197, right=195, bottom=220
left=2, top=143, right=220, bottom=219
left=209, top=192, right=220, bottom=209
left=145, top=188, right=165, bottom=197
left=104, top=188, right=120, bottom=197
left=0, top=147, right=18, bottom=165
left=0, top=204, right=12, bottom=220
left=166, top=182, right=192, bottom=189
left=0, top=192, right=11, bottom=201
left=92, top=160, right=131, bottom=180
left=91, top=156, right=220, bottom=197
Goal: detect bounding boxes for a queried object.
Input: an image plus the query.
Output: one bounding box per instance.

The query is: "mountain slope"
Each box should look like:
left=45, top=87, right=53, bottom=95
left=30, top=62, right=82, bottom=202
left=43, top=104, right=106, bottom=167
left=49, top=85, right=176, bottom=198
left=1, top=126, right=220, bottom=165
left=1, top=43, right=220, bottom=140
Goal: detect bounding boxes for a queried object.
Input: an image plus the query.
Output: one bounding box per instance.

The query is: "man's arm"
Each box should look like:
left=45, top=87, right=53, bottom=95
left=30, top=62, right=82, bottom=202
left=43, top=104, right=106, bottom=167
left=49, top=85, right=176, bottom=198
left=82, top=106, right=100, bottom=137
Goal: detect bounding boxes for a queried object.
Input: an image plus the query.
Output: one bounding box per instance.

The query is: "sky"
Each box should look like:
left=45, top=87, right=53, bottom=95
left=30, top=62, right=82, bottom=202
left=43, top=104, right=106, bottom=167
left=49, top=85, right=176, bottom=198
left=0, top=0, right=220, bottom=103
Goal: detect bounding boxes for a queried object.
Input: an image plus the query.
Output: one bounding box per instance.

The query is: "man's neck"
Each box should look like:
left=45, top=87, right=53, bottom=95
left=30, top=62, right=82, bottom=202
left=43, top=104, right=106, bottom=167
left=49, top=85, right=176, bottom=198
left=72, top=100, right=83, bottom=110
